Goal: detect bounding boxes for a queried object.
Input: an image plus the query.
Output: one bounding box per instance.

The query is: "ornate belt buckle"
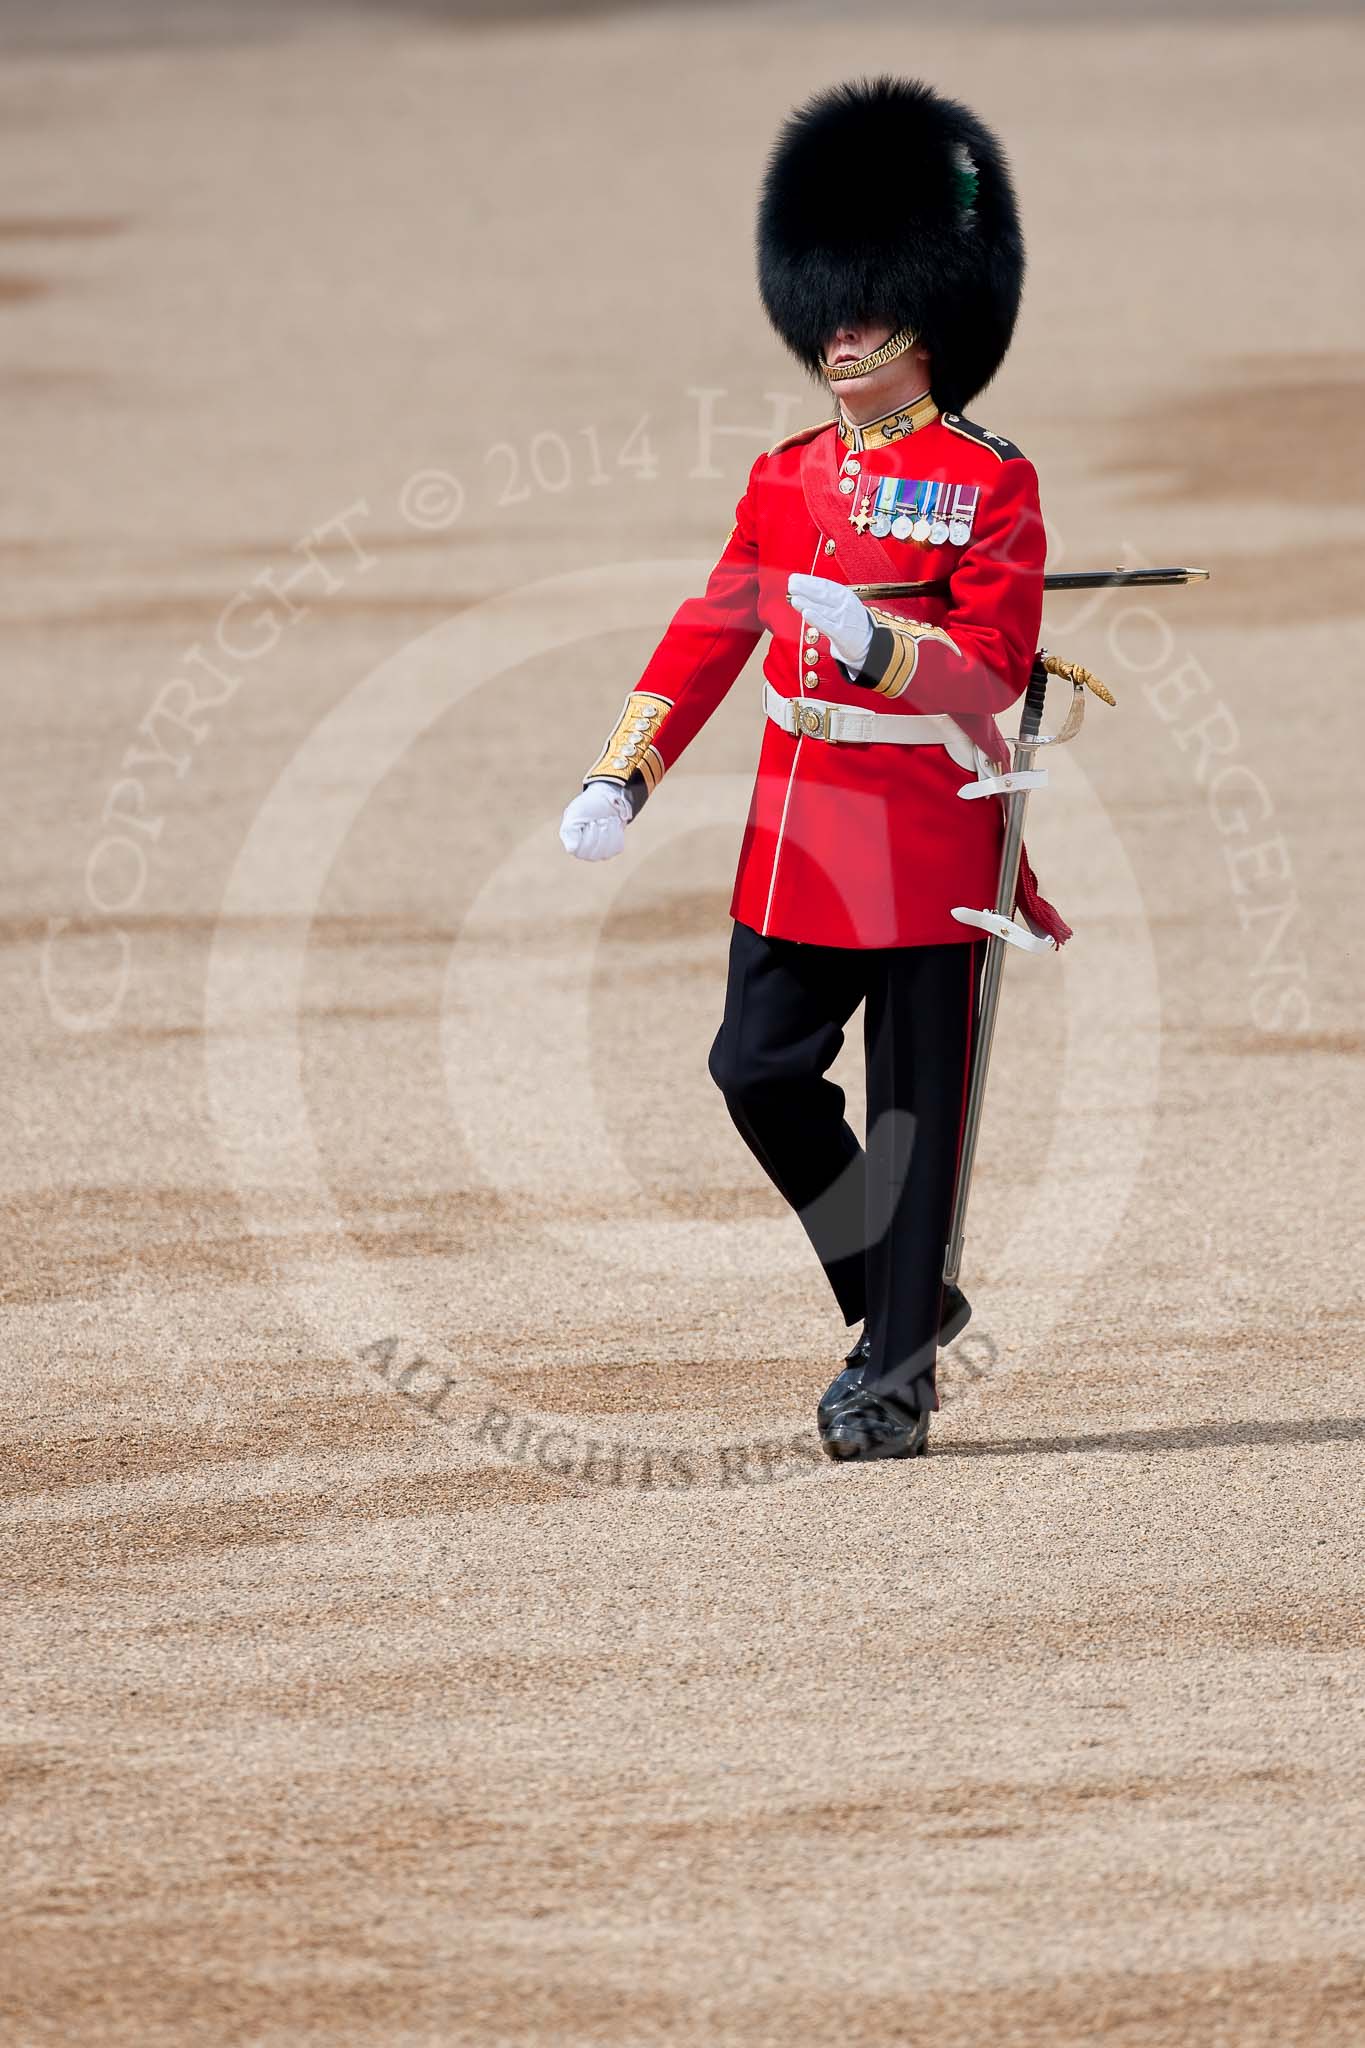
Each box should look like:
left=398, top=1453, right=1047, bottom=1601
left=796, top=701, right=833, bottom=742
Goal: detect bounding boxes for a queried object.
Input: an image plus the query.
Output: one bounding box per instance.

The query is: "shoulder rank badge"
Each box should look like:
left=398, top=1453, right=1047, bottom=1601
left=850, top=477, right=979, bottom=547
left=941, top=414, right=1025, bottom=464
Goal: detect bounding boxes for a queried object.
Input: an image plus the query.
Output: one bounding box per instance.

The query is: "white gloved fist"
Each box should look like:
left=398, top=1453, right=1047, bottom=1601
left=559, top=781, right=632, bottom=862
left=787, top=573, right=874, bottom=671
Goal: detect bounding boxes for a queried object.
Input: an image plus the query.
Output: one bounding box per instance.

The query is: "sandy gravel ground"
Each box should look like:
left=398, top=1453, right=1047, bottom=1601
left=3, top=4, right=1363, bottom=2044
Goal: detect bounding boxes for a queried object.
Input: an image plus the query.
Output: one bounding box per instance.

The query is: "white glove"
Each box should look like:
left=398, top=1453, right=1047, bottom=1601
left=787, top=573, right=874, bottom=671
left=559, top=782, right=632, bottom=862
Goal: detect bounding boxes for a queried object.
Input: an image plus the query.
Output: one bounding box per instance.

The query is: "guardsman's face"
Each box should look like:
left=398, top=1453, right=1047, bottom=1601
left=824, top=320, right=896, bottom=375
left=823, top=320, right=933, bottom=421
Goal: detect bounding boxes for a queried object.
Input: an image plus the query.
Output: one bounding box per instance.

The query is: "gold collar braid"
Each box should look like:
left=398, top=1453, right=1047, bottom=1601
left=838, top=391, right=940, bottom=450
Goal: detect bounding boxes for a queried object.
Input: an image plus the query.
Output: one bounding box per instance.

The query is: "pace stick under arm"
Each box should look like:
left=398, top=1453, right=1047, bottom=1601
left=852, top=566, right=1210, bottom=600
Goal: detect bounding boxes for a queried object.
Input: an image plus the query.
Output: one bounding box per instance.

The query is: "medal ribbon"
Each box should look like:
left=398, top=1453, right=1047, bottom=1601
left=800, top=430, right=1004, bottom=766
left=798, top=428, right=1069, bottom=940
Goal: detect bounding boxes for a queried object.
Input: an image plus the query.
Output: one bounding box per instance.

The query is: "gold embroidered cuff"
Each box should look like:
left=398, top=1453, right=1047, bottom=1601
left=584, top=690, right=672, bottom=792
left=866, top=611, right=962, bottom=700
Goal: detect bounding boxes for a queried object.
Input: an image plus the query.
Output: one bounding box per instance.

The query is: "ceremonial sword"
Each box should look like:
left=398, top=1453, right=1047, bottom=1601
left=844, top=566, right=1210, bottom=1308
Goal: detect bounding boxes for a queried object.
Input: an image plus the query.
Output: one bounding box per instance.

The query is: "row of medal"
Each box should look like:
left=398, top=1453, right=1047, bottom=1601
left=850, top=477, right=980, bottom=546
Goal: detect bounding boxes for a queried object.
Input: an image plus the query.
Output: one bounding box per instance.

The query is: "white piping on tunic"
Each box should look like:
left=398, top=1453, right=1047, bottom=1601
left=760, top=530, right=825, bottom=937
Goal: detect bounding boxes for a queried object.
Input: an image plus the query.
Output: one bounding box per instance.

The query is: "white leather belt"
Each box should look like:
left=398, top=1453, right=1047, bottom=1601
left=763, top=679, right=980, bottom=770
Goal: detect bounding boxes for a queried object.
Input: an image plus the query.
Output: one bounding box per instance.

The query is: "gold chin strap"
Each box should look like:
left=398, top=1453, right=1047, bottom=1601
left=822, top=326, right=918, bottom=383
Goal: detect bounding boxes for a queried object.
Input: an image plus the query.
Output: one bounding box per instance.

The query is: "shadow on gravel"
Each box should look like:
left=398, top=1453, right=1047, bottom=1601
left=937, top=1416, right=1365, bottom=1459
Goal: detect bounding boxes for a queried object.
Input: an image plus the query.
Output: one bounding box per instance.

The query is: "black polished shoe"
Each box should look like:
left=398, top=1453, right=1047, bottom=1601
left=816, top=1329, right=871, bottom=1432
left=821, top=1389, right=931, bottom=1463
left=816, top=1288, right=970, bottom=1434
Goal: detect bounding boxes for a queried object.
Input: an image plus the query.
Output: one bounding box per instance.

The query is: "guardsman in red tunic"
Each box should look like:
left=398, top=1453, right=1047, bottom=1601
left=560, top=77, right=1067, bottom=1461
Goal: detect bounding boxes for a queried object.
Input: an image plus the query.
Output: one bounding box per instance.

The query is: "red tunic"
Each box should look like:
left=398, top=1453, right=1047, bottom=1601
left=583, top=407, right=1068, bottom=950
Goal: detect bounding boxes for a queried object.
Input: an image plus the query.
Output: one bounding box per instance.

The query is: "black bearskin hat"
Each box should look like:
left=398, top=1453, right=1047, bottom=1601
left=756, top=77, right=1024, bottom=417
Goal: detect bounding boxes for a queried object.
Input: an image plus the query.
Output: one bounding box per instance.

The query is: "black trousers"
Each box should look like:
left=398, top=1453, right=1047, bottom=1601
left=708, top=919, right=983, bottom=1413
